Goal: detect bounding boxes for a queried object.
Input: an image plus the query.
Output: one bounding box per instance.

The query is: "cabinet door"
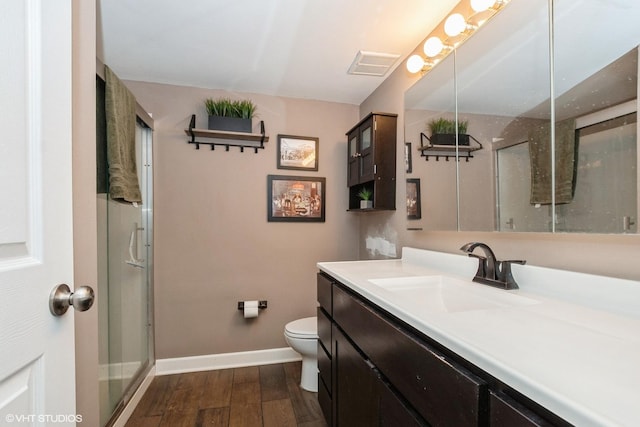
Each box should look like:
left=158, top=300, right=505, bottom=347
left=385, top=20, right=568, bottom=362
left=334, top=325, right=426, bottom=427
left=334, top=326, right=379, bottom=426
left=359, top=117, right=375, bottom=183
left=347, top=131, right=360, bottom=187
left=379, top=379, right=427, bottom=427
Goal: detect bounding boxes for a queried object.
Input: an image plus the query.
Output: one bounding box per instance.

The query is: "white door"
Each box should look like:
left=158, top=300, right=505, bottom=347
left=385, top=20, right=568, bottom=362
left=0, top=0, right=79, bottom=425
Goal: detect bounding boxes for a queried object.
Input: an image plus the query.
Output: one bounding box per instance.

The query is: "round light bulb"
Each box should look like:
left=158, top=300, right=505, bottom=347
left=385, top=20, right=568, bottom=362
left=406, top=55, right=425, bottom=74
left=444, top=13, right=467, bottom=37
left=423, top=36, right=444, bottom=58
left=470, top=0, right=496, bottom=12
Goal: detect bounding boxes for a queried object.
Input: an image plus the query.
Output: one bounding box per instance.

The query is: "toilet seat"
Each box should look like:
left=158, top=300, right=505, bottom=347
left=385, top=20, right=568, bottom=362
left=284, top=316, right=317, bottom=339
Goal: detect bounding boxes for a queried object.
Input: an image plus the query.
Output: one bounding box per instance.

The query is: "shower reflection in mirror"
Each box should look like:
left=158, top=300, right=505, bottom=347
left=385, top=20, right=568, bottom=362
left=496, top=106, right=637, bottom=233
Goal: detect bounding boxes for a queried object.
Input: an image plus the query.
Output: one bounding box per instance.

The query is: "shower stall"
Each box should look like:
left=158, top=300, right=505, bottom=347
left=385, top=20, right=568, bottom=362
left=96, top=75, right=154, bottom=426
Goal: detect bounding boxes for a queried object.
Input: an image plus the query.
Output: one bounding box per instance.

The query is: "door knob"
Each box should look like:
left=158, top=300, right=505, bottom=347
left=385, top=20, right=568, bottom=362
left=49, top=283, right=95, bottom=316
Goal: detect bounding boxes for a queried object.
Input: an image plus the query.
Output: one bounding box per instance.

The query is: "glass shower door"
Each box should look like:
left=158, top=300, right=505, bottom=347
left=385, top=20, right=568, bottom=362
left=496, top=142, right=552, bottom=232
left=98, top=120, right=153, bottom=426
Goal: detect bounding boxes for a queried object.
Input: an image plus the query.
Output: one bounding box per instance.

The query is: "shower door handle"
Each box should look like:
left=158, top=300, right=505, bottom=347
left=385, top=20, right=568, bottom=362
left=49, top=284, right=95, bottom=316
left=126, top=222, right=145, bottom=268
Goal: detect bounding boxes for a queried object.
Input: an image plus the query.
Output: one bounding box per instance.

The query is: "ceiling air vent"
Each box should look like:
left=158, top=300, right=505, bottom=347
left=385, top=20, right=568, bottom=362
left=347, top=51, right=401, bottom=76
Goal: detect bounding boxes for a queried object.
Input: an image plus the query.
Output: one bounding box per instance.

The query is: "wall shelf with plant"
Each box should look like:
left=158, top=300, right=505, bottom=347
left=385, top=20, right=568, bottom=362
left=347, top=183, right=384, bottom=211
left=418, top=117, right=482, bottom=161
left=357, top=187, right=373, bottom=210
left=184, top=98, right=268, bottom=152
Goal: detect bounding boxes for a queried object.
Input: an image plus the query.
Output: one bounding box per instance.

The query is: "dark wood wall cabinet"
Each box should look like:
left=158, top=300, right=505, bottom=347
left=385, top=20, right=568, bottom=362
left=316, top=272, right=571, bottom=427
left=346, top=112, right=397, bottom=211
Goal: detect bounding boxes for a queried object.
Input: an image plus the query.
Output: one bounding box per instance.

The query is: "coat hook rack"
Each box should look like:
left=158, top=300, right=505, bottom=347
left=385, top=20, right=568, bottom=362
left=418, top=132, right=482, bottom=161
left=184, top=114, right=269, bottom=153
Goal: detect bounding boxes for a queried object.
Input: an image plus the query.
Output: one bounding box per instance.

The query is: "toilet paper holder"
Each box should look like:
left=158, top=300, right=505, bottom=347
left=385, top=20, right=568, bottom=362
left=237, top=300, right=268, bottom=310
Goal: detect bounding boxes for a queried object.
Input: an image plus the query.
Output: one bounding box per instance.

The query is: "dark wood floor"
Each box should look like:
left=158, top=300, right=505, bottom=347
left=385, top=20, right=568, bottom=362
left=125, top=361, right=327, bottom=427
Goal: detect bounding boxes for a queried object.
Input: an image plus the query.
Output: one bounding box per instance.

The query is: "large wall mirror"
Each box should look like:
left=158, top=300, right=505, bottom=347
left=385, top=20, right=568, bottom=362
left=404, top=0, right=640, bottom=234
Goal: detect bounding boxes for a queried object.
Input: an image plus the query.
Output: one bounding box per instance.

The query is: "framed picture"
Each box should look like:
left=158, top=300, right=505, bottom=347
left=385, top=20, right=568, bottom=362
left=405, top=142, right=412, bottom=173
left=406, top=178, right=421, bottom=219
left=277, top=134, right=319, bottom=171
left=268, top=175, right=326, bottom=222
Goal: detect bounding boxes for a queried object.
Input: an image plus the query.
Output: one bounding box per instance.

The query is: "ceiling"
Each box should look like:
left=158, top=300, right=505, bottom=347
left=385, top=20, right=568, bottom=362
left=97, top=0, right=458, bottom=105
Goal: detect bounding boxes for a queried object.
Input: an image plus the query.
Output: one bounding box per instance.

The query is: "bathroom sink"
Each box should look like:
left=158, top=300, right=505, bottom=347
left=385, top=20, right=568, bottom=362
left=368, top=275, right=538, bottom=313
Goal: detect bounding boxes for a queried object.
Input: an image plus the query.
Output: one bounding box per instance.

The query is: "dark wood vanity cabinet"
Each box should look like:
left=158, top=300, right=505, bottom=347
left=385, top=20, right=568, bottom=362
left=333, top=283, right=484, bottom=426
left=346, top=112, right=397, bottom=211
left=317, top=272, right=571, bottom=427
left=316, top=273, right=333, bottom=425
left=333, top=325, right=424, bottom=427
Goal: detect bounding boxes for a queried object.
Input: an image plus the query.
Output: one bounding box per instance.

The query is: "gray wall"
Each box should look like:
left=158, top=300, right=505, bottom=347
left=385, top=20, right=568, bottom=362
left=126, top=81, right=360, bottom=359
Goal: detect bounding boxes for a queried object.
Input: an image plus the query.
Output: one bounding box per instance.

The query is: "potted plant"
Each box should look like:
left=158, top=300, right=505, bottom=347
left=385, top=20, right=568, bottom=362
left=204, top=97, right=257, bottom=132
left=357, top=187, right=373, bottom=209
left=427, top=118, right=469, bottom=146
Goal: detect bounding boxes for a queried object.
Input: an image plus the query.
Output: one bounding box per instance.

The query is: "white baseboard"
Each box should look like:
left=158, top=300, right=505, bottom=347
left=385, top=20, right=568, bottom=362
left=156, top=347, right=301, bottom=376
left=110, top=365, right=156, bottom=427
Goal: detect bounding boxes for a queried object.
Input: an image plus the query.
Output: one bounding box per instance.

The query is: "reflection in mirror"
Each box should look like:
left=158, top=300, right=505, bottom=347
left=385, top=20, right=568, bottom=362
left=560, top=109, right=637, bottom=232
left=455, top=0, right=551, bottom=232
left=497, top=48, right=638, bottom=233
left=405, top=52, right=457, bottom=231
left=552, top=0, right=639, bottom=233
left=404, top=0, right=640, bottom=234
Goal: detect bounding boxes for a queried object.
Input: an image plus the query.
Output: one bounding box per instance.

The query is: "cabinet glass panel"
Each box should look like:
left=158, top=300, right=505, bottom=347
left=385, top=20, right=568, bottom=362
left=361, top=126, right=372, bottom=150
left=349, top=135, right=357, bottom=156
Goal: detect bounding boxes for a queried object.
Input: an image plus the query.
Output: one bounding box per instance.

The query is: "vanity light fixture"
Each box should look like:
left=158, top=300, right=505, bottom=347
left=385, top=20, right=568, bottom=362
left=423, top=36, right=449, bottom=58
left=444, top=13, right=468, bottom=37
left=470, top=0, right=496, bottom=13
left=406, top=55, right=436, bottom=74
left=406, top=0, right=510, bottom=74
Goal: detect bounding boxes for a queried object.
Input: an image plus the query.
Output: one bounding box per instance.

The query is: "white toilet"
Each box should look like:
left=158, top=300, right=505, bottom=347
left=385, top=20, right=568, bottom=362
left=284, top=316, right=318, bottom=392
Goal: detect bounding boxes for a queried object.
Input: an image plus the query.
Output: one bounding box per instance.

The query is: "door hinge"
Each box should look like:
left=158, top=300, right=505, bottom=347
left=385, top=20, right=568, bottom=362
left=374, top=164, right=377, bottom=175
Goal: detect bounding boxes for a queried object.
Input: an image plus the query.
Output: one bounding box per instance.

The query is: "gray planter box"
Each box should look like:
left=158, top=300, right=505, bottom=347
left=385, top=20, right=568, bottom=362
left=208, top=116, right=252, bottom=133
left=430, top=133, right=470, bottom=146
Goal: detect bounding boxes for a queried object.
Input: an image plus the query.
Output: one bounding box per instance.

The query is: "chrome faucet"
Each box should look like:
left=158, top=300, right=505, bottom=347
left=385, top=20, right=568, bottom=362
left=460, top=242, right=526, bottom=290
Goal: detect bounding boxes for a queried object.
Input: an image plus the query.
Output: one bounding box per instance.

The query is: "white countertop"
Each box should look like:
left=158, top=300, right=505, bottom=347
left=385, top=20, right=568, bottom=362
left=317, top=247, right=640, bottom=427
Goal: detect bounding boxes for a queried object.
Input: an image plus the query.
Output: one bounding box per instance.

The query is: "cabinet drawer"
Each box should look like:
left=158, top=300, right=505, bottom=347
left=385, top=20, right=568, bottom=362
left=317, top=273, right=333, bottom=314
left=317, top=306, right=331, bottom=354
left=333, top=285, right=486, bottom=426
left=490, top=391, right=556, bottom=427
left=318, top=340, right=331, bottom=392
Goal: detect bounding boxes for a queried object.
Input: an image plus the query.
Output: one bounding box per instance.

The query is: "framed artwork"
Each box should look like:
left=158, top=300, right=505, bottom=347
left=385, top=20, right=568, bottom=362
left=277, top=134, right=319, bottom=171
left=267, top=175, right=326, bottom=222
left=405, top=142, right=412, bottom=173
left=406, top=178, right=421, bottom=219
